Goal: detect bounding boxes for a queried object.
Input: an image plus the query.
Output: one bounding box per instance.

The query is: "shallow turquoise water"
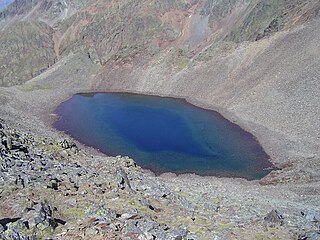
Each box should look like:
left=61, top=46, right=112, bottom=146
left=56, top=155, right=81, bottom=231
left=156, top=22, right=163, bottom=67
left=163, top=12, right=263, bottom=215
left=53, top=93, right=274, bottom=180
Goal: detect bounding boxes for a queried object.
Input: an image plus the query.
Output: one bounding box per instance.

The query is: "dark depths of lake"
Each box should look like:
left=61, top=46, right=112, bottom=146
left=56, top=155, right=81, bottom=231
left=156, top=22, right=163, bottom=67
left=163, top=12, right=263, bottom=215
left=53, top=93, right=275, bottom=180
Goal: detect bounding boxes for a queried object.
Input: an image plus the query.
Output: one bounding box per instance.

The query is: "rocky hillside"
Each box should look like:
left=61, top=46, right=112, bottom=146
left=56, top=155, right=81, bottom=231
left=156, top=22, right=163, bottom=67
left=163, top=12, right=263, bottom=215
left=0, top=21, right=56, bottom=86
left=1, top=0, right=320, bottom=86
left=0, top=116, right=319, bottom=239
left=0, top=118, right=197, bottom=239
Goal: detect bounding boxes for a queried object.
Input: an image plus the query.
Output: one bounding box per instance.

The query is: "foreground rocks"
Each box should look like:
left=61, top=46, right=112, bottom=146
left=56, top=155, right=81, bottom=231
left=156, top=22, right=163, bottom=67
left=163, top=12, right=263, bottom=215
left=0, top=118, right=320, bottom=239
left=0, top=119, right=193, bottom=239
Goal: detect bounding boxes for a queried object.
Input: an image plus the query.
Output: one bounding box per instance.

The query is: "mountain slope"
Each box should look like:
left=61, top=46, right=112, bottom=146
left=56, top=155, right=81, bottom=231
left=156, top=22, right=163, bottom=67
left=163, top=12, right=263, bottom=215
left=1, top=0, right=319, bottom=87
left=0, top=20, right=56, bottom=86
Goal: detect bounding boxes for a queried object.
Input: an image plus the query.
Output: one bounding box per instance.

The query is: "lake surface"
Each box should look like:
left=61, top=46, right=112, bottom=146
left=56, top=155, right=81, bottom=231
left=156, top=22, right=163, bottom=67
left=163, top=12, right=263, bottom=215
left=53, top=93, right=274, bottom=180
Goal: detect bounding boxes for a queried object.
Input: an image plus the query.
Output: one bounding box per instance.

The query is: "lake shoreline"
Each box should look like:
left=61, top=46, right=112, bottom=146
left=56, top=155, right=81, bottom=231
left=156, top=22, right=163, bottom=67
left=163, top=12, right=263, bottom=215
left=53, top=92, right=275, bottom=180
left=0, top=52, right=319, bottom=239
left=0, top=52, right=317, bottom=185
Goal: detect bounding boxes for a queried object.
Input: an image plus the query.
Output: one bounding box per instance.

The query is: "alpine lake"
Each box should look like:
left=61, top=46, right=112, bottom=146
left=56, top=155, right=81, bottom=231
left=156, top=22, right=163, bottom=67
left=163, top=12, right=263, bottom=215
left=53, top=93, right=275, bottom=180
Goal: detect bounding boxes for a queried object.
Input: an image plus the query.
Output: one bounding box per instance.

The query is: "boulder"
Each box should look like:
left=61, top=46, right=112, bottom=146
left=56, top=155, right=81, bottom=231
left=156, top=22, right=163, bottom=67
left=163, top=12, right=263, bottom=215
left=116, top=168, right=134, bottom=192
left=302, top=210, right=320, bottom=223
left=86, top=204, right=117, bottom=224
left=298, top=230, right=320, bottom=240
left=3, top=220, right=33, bottom=240
left=20, top=202, right=57, bottom=231
left=264, top=209, right=284, bottom=225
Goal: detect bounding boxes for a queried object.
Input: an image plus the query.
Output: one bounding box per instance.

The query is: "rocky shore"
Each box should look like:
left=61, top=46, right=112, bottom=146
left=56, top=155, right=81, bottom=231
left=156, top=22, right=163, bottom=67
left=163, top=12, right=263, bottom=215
left=0, top=117, right=194, bottom=239
left=1, top=114, right=319, bottom=239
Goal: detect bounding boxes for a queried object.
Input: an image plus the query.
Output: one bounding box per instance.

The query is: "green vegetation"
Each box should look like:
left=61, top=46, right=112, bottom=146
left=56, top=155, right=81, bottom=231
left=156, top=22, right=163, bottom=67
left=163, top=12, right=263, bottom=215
left=175, top=55, right=190, bottom=72
left=19, top=84, right=52, bottom=92
left=62, top=207, right=85, bottom=219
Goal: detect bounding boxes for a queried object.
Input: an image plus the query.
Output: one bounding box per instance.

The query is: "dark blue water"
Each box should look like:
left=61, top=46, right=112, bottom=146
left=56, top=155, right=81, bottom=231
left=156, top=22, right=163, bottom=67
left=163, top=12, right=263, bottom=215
left=0, top=0, right=14, bottom=11
left=53, top=93, right=275, bottom=180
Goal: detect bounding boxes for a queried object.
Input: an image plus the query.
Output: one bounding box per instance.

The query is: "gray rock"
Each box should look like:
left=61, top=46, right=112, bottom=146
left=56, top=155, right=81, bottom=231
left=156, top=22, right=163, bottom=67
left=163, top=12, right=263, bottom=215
left=6, top=137, right=12, bottom=150
left=138, top=232, right=156, bottom=240
left=47, top=179, right=59, bottom=190
left=302, top=210, right=320, bottom=223
left=15, top=175, right=25, bottom=188
left=120, top=208, right=138, bottom=220
left=137, top=219, right=160, bottom=233
left=21, top=209, right=37, bottom=229
left=122, top=220, right=143, bottom=235
left=116, top=168, right=134, bottom=192
left=264, top=209, right=283, bottom=225
left=86, top=204, right=117, bottom=223
left=298, top=230, right=320, bottom=240
left=166, top=226, right=188, bottom=240
left=3, top=220, right=32, bottom=240
left=21, top=203, right=58, bottom=230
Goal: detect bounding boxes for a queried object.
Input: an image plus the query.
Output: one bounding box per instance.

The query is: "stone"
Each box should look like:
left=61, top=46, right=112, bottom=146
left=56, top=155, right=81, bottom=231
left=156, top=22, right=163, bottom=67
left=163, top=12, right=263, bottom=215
left=22, top=209, right=38, bottom=229
left=15, top=175, right=26, bottom=188
left=47, top=179, right=59, bottom=190
left=120, top=212, right=138, bottom=220
left=122, top=157, right=137, bottom=168
left=0, top=223, right=5, bottom=233
left=264, top=209, right=284, bottom=225
left=138, top=232, right=155, bottom=240
left=18, top=145, right=28, bottom=154
left=302, top=210, right=320, bottom=223
left=6, top=137, right=12, bottom=150
left=36, top=202, right=57, bottom=230
left=122, top=220, right=140, bottom=233
left=3, top=220, right=32, bottom=240
left=298, top=231, right=320, bottom=240
left=137, top=219, right=160, bottom=233
left=19, top=202, right=57, bottom=232
left=86, top=204, right=117, bottom=223
left=167, top=226, right=188, bottom=240
left=116, top=168, right=134, bottom=192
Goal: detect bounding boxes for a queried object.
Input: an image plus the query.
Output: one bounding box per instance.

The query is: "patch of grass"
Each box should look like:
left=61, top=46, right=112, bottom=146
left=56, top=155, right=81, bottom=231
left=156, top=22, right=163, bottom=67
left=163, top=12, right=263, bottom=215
left=19, top=84, right=52, bottom=92
left=188, top=225, right=211, bottom=237
left=194, top=216, right=213, bottom=226
left=174, top=56, right=190, bottom=72
left=62, top=207, right=85, bottom=220
left=35, top=228, right=54, bottom=240
left=214, top=221, right=232, bottom=232
left=255, top=233, right=281, bottom=240
left=0, top=184, right=17, bottom=197
left=127, top=199, right=136, bottom=206
left=176, top=190, right=190, bottom=197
